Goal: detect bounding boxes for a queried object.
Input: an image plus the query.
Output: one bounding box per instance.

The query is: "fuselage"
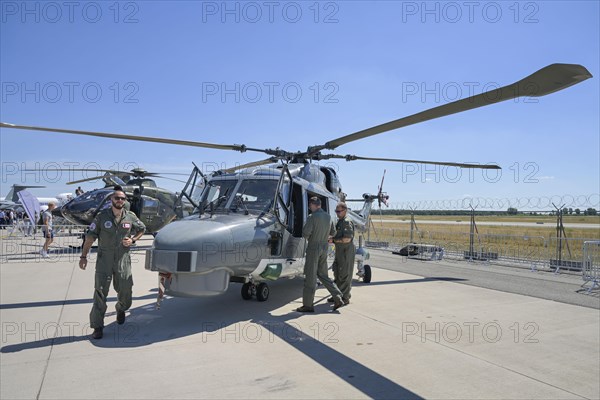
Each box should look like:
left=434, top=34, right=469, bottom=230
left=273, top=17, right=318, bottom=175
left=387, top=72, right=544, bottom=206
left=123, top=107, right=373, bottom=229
left=145, top=163, right=374, bottom=297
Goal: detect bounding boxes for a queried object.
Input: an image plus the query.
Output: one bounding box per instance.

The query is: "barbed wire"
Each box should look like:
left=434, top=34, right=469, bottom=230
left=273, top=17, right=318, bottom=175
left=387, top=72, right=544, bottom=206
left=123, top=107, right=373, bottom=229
left=387, top=194, right=600, bottom=211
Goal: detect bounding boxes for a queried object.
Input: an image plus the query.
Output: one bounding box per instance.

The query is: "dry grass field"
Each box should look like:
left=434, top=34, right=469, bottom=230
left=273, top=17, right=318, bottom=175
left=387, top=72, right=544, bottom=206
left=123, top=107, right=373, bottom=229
left=366, top=215, right=600, bottom=263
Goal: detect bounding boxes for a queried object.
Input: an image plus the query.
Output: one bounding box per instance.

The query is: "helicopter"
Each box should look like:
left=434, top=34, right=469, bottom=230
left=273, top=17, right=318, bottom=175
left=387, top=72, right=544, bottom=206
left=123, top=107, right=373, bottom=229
left=0, top=63, right=592, bottom=304
left=42, top=167, right=199, bottom=234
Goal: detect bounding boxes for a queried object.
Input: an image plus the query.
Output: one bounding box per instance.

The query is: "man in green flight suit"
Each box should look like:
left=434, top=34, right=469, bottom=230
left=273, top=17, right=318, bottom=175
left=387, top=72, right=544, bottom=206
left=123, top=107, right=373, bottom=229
left=79, top=189, right=146, bottom=339
left=296, top=197, right=344, bottom=312
left=329, top=202, right=355, bottom=305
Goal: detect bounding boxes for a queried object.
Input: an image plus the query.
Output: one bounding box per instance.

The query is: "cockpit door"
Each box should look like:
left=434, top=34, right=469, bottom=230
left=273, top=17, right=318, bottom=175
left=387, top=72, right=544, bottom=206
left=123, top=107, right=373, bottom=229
left=175, top=163, right=206, bottom=218
left=273, top=165, right=292, bottom=228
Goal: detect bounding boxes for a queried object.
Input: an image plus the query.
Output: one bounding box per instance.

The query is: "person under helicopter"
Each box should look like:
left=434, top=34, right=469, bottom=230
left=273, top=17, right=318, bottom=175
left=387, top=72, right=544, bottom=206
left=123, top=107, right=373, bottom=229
left=130, top=188, right=142, bottom=217
left=297, top=197, right=344, bottom=312
left=328, top=202, right=355, bottom=305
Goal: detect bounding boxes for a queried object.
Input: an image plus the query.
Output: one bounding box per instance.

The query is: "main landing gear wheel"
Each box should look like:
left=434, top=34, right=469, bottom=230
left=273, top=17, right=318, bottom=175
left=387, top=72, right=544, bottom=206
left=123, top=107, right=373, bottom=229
left=363, top=265, right=372, bottom=283
left=241, top=282, right=253, bottom=300
left=256, top=283, right=270, bottom=302
left=240, top=282, right=270, bottom=301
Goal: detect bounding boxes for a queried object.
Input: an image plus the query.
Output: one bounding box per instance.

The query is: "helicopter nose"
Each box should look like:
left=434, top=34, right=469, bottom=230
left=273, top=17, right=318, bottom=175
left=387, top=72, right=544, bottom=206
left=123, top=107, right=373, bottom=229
left=60, top=189, right=112, bottom=225
left=56, top=201, right=86, bottom=225
left=153, top=216, right=271, bottom=273
left=60, top=200, right=90, bottom=225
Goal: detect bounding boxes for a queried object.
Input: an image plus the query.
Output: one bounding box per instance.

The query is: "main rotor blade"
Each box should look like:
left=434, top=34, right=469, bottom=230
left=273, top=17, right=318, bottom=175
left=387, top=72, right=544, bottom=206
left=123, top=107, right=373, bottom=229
left=67, top=174, right=189, bottom=186
left=326, top=154, right=500, bottom=169
left=323, top=64, right=591, bottom=150
left=23, top=168, right=188, bottom=178
left=0, top=122, right=264, bottom=154
left=24, top=168, right=123, bottom=174
left=221, top=157, right=279, bottom=173
left=66, top=174, right=122, bottom=185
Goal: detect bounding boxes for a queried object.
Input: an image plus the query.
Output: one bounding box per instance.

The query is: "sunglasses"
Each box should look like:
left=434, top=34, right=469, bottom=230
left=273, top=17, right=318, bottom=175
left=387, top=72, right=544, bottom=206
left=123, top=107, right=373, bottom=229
left=335, top=209, right=345, bottom=213
left=113, top=196, right=127, bottom=201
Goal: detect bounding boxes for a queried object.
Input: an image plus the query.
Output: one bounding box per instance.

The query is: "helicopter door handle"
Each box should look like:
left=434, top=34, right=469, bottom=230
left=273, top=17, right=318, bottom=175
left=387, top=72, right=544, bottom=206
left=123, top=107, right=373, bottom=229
left=286, top=258, right=296, bottom=263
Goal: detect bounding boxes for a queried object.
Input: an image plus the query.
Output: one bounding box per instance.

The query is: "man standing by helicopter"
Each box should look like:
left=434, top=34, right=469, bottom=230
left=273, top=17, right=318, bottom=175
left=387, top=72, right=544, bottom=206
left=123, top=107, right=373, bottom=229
left=79, top=189, right=145, bottom=340
left=297, top=197, right=344, bottom=312
left=329, top=202, right=355, bottom=305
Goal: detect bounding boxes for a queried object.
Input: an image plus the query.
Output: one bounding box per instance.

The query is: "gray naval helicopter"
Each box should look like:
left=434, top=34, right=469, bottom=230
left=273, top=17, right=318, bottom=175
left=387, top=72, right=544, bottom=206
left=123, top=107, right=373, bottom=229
left=46, top=167, right=196, bottom=234
left=0, top=63, right=592, bottom=304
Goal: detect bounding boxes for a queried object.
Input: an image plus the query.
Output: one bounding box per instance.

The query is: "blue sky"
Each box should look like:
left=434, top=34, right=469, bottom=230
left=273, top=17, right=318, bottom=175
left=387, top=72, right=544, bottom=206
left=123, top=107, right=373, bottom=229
left=1, top=1, right=598, bottom=211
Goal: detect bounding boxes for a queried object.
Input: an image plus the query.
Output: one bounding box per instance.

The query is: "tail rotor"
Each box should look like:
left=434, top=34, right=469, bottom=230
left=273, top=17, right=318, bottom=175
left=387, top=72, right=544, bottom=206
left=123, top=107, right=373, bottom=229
left=377, top=169, right=389, bottom=208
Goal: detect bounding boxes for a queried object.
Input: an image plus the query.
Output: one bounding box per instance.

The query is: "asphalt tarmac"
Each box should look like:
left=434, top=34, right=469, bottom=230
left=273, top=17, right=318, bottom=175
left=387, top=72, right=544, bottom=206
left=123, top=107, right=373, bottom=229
left=1, top=235, right=598, bottom=399
left=369, top=251, right=599, bottom=309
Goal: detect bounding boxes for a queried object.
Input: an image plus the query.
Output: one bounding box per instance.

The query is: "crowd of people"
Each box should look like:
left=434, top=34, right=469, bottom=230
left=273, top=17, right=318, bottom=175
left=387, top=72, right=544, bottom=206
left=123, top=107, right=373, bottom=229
left=0, top=209, right=36, bottom=235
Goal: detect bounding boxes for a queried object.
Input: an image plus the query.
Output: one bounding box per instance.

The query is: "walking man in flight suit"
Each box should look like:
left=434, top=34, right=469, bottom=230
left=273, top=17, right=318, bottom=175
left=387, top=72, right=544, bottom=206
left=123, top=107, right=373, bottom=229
left=297, top=197, right=344, bottom=312
left=79, top=189, right=145, bottom=339
left=329, top=202, right=355, bottom=305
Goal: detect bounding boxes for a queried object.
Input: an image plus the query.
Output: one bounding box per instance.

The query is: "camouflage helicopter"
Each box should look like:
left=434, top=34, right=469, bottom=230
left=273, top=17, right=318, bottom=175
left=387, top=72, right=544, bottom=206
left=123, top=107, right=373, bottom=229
left=0, top=63, right=592, bottom=304
left=42, top=167, right=199, bottom=234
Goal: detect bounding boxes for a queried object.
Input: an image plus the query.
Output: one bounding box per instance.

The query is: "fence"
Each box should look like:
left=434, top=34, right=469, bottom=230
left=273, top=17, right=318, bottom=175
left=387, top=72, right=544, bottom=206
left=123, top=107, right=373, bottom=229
left=0, top=224, right=87, bottom=263
left=582, top=241, right=600, bottom=292
left=364, top=227, right=599, bottom=273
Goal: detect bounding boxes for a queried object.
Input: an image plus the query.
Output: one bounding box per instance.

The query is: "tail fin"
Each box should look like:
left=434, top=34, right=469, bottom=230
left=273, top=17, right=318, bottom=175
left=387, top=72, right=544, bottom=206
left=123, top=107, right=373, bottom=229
left=5, top=185, right=46, bottom=202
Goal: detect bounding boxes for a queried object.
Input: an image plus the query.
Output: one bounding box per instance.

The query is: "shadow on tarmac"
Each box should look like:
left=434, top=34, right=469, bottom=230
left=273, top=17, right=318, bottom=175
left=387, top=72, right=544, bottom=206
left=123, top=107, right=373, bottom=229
left=1, top=277, right=427, bottom=399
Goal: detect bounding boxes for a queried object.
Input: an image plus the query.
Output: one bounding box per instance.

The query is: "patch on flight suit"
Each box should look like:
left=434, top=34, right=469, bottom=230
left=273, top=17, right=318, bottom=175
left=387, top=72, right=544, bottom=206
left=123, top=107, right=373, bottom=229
left=104, top=221, right=113, bottom=229
left=122, top=223, right=131, bottom=229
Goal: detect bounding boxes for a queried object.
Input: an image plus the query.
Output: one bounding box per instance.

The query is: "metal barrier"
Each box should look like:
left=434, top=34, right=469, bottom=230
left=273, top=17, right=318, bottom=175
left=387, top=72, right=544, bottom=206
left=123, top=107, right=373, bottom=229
left=365, top=227, right=599, bottom=272
left=547, top=236, right=589, bottom=273
left=0, top=224, right=86, bottom=263
left=582, top=241, right=600, bottom=293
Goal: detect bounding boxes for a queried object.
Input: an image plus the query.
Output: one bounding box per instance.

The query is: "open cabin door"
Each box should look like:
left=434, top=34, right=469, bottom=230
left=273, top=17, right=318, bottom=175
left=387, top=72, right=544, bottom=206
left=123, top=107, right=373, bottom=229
left=272, top=165, right=306, bottom=259
left=175, top=163, right=206, bottom=218
left=273, top=164, right=292, bottom=227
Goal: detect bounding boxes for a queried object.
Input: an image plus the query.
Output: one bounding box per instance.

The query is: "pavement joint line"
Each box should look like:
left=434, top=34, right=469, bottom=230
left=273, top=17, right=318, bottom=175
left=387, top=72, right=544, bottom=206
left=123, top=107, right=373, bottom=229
left=34, top=261, right=78, bottom=400
left=415, top=330, right=592, bottom=400
left=348, top=286, right=592, bottom=400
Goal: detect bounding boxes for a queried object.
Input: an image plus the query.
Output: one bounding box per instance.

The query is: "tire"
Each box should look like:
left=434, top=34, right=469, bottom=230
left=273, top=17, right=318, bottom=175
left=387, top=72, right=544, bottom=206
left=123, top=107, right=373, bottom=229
left=241, top=282, right=253, bottom=300
left=256, top=283, right=269, bottom=302
left=363, top=265, right=372, bottom=283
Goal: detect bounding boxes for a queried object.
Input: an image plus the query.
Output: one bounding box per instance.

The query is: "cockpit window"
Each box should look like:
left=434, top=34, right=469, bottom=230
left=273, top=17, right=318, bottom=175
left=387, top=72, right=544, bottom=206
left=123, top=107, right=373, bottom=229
left=196, top=180, right=238, bottom=213
left=195, top=179, right=278, bottom=214
left=230, top=179, right=278, bottom=213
